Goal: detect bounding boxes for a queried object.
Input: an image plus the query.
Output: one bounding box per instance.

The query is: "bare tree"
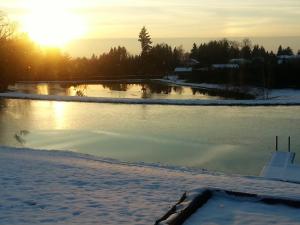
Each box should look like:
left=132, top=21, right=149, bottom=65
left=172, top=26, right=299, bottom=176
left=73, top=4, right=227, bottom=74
left=0, top=12, right=15, bottom=41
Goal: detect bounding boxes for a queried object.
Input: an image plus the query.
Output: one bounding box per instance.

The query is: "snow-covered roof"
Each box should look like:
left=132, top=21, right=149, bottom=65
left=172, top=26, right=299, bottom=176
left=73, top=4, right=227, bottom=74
left=189, top=58, right=200, bottom=65
left=174, top=67, right=193, bottom=73
left=277, top=55, right=300, bottom=59
left=277, top=55, right=300, bottom=64
left=212, top=64, right=239, bottom=69
left=229, top=58, right=251, bottom=64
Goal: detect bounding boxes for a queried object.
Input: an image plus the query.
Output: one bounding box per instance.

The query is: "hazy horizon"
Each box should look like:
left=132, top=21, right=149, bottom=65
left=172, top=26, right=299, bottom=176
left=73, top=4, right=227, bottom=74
left=3, top=0, right=300, bottom=49
left=63, top=36, right=300, bottom=57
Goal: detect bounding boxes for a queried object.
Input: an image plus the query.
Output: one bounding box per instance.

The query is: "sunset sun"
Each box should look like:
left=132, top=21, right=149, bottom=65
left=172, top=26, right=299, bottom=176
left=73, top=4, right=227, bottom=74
left=22, top=0, right=86, bottom=47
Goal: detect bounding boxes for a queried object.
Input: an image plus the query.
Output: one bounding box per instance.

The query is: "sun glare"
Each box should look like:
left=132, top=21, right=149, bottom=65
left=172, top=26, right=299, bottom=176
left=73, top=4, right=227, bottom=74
left=22, top=0, right=86, bottom=47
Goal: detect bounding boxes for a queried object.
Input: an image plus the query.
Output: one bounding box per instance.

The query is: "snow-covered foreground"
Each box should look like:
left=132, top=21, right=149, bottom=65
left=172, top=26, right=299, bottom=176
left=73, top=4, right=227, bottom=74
left=1, top=147, right=300, bottom=225
left=184, top=194, right=300, bottom=225
left=1, top=92, right=300, bottom=106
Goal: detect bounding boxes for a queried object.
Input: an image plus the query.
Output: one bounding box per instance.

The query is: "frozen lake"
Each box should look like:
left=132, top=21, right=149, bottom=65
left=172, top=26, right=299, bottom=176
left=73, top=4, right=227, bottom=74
left=0, top=99, right=299, bottom=176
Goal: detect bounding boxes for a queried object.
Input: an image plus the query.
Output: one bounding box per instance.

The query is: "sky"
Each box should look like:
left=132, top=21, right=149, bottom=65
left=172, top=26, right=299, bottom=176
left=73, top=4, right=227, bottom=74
left=1, top=0, right=300, bottom=55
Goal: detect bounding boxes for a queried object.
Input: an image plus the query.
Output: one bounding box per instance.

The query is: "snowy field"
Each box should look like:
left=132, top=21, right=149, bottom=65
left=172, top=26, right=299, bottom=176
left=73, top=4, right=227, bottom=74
left=1, top=147, right=300, bottom=225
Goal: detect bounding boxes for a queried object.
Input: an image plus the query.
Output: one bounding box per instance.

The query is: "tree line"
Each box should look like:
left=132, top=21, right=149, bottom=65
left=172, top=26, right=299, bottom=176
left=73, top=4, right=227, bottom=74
left=189, top=38, right=300, bottom=88
left=0, top=21, right=186, bottom=85
left=0, top=14, right=300, bottom=89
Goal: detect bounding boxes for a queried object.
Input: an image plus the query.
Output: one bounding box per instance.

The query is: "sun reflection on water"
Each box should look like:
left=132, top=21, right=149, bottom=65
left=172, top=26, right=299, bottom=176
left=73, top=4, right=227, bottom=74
left=36, top=84, right=49, bottom=95
left=53, top=101, right=66, bottom=129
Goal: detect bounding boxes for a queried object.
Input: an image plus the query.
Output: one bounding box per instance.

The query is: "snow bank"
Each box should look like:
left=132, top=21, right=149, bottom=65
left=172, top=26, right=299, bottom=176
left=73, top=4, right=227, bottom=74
left=1, top=146, right=300, bottom=225
left=1, top=92, right=300, bottom=106
left=184, top=192, right=300, bottom=225
left=157, top=79, right=300, bottom=101
left=268, top=89, right=300, bottom=100
left=156, top=79, right=239, bottom=90
left=157, top=188, right=300, bottom=225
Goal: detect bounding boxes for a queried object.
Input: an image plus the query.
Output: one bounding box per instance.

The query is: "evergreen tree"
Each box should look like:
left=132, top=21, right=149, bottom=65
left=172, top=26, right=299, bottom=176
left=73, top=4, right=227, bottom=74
left=278, top=46, right=293, bottom=56
left=190, top=43, right=198, bottom=59
left=252, top=45, right=266, bottom=58
left=277, top=45, right=283, bottom=56
left=284, top=47, right=293, bottom=55
left=138, top=26, right=152, bottom=56
left=240, top=38, right=252, bottom=59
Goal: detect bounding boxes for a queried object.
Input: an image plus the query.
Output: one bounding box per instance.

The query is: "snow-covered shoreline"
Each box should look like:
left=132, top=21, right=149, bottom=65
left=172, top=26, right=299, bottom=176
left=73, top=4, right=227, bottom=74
left=157, top=78, right=300, bottom=99
left=2, top=79, right=300, bottom=106
left=1, top=146, right=300, bottom=224
left=1, top=92, right=300, bottom=106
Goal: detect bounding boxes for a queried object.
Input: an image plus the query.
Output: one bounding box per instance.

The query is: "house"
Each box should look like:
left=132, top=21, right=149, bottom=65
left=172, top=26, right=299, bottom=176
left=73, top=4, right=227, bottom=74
left=277, top=55, right=300, bottom=64
left=211, top=64, right=239, bottom=70
left=186, top=58, right=200, bottom=66
left=172, top=67, right=193, bottom=79
left=229, top=58, right=251, bottom=65
left=174, top=67, right=193, bottom=76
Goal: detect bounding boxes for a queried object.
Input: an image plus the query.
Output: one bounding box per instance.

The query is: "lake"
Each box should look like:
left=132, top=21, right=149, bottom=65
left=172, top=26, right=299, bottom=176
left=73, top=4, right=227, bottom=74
left=0, top=98, right=299, bottom=176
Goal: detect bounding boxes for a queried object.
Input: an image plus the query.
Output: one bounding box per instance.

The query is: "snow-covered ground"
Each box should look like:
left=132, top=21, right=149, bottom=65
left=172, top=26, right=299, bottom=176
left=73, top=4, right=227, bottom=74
left=269, top=89, right=300, bottom=101
left=156, top=78, right=240, bottom=91
left=1, top=91, right=300, bottom=106
left=158, top=78, right=300, bottom=100
left=184, top=193, right=300, bottom=225
left=1, top=146, right=300, bottom=225
left=2, top=78, right=300, bottom=105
